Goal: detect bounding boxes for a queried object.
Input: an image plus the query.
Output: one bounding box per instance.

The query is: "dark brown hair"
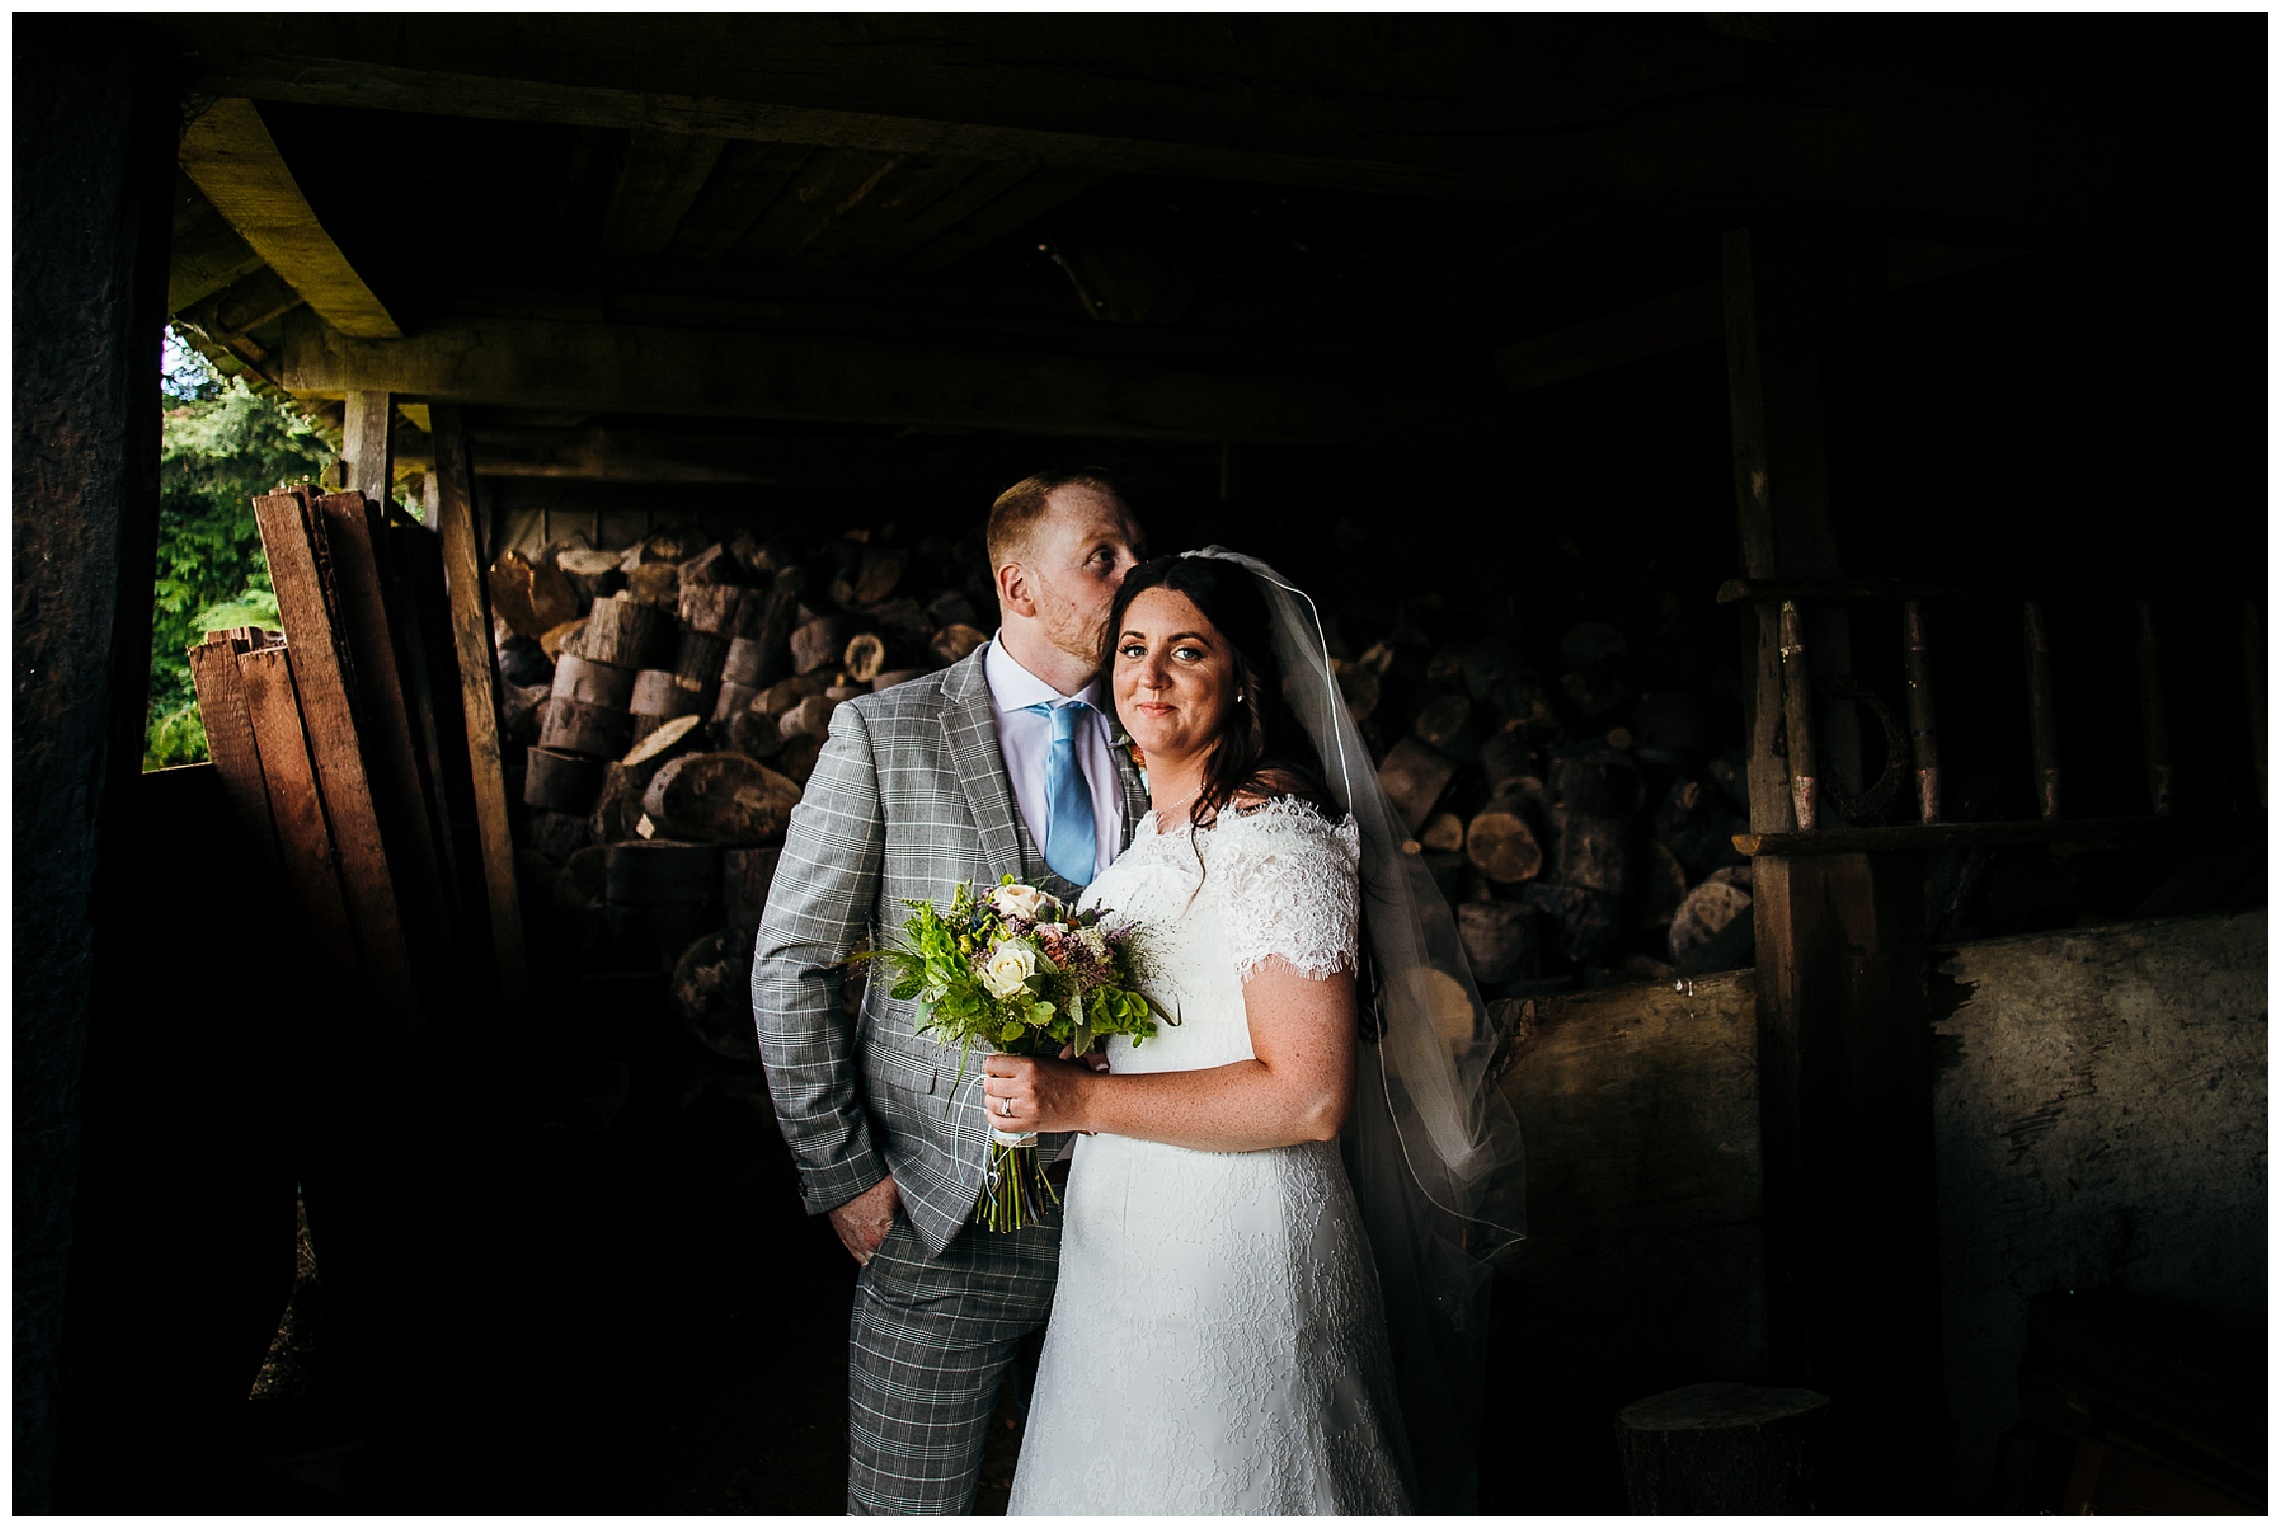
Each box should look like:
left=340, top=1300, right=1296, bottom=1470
left=985, top=468, right=1130, bottom=576
left=1099, top=553, right=1333, bottom=833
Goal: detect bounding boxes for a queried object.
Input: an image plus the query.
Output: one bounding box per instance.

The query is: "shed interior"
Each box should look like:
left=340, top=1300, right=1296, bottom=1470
left=18, top=15, right=2267, bottom=1517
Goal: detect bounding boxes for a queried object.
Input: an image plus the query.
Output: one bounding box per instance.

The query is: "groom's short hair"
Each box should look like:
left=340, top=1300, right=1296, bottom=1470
left=987, top=469, right=1130, bottom=574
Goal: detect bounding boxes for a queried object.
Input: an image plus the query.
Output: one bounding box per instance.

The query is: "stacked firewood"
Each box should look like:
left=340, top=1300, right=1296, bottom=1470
left=495, top=519, right=1759, bottom=1056
left=492, top=525, right=995, bottom=1058
left=1352, top=619, right=1756, bottom=994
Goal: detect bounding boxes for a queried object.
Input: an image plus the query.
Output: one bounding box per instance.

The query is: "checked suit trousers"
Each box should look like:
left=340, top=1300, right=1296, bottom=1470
left=845, top=1205, right=1061, bottom=1513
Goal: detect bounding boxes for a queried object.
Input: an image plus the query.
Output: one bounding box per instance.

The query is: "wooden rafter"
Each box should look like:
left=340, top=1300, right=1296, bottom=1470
left=179, top=97, right=402, bottom=339
left=280, top=311, right=1524, bottom=446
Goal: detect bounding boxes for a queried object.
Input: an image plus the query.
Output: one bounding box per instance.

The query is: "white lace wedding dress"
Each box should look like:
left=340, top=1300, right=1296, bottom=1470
left=1006, top=798, right=1412, bottom=1515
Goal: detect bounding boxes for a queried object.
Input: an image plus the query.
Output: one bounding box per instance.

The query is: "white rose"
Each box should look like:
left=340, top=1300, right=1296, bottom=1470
left=988, top=883, right=1055, bottom=921
left=981, top=939, right=1040, bottom=999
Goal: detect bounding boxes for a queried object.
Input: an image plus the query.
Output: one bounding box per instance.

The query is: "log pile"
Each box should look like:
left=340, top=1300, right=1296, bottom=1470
left=1351, top=619, right=1755, bottom=994
left=498, top=525, right=996, bottom=1055
left=497, top=516, right=1759, bottom=1044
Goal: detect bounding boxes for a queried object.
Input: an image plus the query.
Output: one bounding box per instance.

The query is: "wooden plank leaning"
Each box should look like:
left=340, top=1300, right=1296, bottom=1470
left=253, top=485, right=425, bottom=1049
left=430, top=404, right=530, bottom=1024
left=316, top=489, right=457, bottom=966
left=187, top=629, right=287, bottom=891
left=233, top=640, right=361, bottom=987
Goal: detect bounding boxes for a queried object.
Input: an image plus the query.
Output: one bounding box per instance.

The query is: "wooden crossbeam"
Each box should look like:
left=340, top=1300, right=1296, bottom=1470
left=281, top=312, right=1523, bottom=446
left=180, top=98, right=402, bottom=339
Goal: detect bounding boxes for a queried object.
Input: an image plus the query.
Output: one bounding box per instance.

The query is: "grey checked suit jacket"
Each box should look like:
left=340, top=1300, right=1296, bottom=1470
left=752, top=642, right=1149, bottom=1258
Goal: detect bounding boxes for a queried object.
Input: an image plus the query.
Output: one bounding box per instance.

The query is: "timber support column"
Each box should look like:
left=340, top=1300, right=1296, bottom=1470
left=344, top=389, right=396, bottom=506
left=1723, top=227, right=1945, bottom=1508
left=12, top=18, right=176, bottom=1512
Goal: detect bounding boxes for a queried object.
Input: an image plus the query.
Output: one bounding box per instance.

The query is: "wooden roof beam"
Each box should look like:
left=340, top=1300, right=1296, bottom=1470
left=277, top=311, right=1532, bottom=448
left=159, top=16, right=2255, bottom=239
left=178, top=98, right=402, bottom=339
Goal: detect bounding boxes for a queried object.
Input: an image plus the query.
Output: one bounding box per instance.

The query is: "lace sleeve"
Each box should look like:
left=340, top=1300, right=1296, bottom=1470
left=1211, top=798, right=1362, bottom=982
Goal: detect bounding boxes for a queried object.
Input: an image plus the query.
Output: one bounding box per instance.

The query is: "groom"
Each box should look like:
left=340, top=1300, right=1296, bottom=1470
left=753, top=471, right=1148, bottom=1514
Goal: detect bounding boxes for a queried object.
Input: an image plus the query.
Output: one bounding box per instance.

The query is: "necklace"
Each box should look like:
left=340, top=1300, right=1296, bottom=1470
left=1150, top=788, right=1202, bottom=834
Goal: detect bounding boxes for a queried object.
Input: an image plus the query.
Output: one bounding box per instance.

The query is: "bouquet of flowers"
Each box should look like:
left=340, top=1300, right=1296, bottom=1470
left=864, top=877, right=1163, bottom=1230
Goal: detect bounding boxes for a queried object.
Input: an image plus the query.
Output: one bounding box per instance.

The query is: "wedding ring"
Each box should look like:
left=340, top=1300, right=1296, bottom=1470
left=999, top=1096, right=1013, bottom=1117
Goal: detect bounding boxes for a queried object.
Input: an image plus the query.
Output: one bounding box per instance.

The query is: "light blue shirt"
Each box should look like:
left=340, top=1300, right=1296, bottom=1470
left=983, top=635, right=1122, bottom=882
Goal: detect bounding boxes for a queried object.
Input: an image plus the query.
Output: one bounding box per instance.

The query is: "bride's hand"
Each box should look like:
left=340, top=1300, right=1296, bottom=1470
left=982, top=1054, right=1095, bottom=1135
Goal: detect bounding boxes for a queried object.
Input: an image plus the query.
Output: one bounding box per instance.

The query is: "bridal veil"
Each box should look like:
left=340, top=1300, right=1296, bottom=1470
left=1184, top=548, right=1527, bottom=1512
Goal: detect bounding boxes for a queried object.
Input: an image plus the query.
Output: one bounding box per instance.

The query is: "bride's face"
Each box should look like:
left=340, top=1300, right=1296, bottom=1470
left=1112, top=586, right=1236, bottom=766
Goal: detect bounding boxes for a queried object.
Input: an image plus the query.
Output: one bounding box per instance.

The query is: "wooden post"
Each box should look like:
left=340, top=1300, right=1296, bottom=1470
left=2243, top=601, right=2265, bottom=812
left=431, top=403, right=531, bottom=1024
left=1723, top=226, right=1942, bottom=1509
left=2023, top=598, right=2061, bottom=820
left=1902, top=601, right=1940, bottom=824
left=1777, top=600, right=1819, bottom=832
left=13, top=21, right=175, bottom=1504
left=2134, top=598, right=2173, bottom=816
left=344, top=388, right=394, bottom=507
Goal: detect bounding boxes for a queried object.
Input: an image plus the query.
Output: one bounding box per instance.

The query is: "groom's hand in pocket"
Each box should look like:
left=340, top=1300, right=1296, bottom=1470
left=829, top=1174, right=900, bottom=1266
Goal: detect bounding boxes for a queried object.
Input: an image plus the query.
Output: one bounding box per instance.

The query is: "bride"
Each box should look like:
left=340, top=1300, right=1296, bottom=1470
left=981, top=549, right=1524, bottom=1515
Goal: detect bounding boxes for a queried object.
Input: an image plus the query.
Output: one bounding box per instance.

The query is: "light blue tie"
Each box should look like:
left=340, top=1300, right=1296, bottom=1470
left=1026, top=700, right=1097, bottom=887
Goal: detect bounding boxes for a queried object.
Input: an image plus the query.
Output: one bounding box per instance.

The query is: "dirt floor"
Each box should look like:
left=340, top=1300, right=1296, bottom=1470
left=217, top=978, right=1031, bottom=1515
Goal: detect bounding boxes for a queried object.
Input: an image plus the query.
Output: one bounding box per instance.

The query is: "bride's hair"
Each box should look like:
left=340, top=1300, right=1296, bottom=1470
left=1098, top=553, right=1335, bottom=834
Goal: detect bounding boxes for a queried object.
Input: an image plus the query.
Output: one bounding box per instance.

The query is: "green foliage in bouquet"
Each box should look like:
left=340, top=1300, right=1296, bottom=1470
left=869, top=878, right=1161, bottom=1069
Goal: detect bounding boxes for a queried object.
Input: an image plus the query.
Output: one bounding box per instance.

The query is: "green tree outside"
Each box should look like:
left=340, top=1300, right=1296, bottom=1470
left=145, top=330, right=330, bottom=768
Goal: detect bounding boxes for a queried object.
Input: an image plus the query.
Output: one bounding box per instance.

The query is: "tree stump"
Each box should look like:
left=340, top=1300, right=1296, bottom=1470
left=584, top=594, right=670, bottom=669
left=523, top=746, right=605, bottom=813
left=679, top=581, right=746, bottom=636
left=675, top=627, right=730, bottom=688
left=843, top=631, right=888, bottom=685
left=626, top=560, right=680, bottom=605
left=537, top=696, right=631, bottom=758
left=1466, top=788, right=1545, bottom=884
left=489, top=551, right=579, bottom=638
left=589, top=715, right=702, bottom=841
left=550, top=652, right=635, bottom=709
left=1615, top=1382, right=1830, bottom=1514
left=631, top=668, right=706, bottom=744
left=673, top=927, right=761, bottom=1062
left=721, top=636, right=769, bottom=687
left=528, top=809, right=593, bottom=864
left=872, top=668, right=930, bottom=692
left=641, top=752, right=802, bottom=845
left=790, top=615, right=848, bottom=674
left=1458, top=901, right=1540, bottom=985
left=677, top=543, right=743, bottom=591
left=712, top=681, right=762, bottom=723
left=556, top=548, right=626, bottom=607
left=1552, top=805, right=1631, bottom=894
left=1413, top=693, right=1476, bottom=761
left=930, top=622, right=987, bottom=666
left=778, top=692, right=844, bottom=742
left=1379, top=737, right=1458, bottom=835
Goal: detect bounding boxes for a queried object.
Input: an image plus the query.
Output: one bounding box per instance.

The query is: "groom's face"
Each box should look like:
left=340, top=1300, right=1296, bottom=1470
left=1025, top=488, right=1144, bottom=666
